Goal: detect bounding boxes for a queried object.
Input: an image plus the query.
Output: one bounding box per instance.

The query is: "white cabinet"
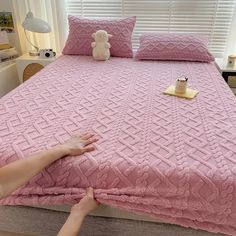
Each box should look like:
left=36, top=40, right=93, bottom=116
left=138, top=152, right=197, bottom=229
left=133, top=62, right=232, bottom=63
left=216, top=58, right=236, bottom=95
left=15, top=54, right=57, bottom=84
left=0, top=63, right=19, bottom=98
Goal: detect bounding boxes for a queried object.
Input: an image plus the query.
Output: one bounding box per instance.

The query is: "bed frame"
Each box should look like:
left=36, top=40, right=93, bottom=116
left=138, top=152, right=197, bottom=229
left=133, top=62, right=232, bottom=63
left=0, top=205, right=224, bottom=236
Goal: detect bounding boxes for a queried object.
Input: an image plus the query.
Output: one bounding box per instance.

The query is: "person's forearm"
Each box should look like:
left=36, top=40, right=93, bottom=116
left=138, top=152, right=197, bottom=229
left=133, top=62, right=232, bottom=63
left=57, top=213, right=85, bottom=236
left=0, top=145, right=69, bottom=199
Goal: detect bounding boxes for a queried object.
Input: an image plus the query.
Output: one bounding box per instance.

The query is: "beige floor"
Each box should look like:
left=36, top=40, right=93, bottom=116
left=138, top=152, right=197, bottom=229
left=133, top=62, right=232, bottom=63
left=0, top=231, right=32, bottom=236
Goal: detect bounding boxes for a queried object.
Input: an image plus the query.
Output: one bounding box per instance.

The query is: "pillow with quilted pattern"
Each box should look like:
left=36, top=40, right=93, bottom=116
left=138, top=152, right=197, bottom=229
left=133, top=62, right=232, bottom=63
left=135, top=33, right=215, bottom=62
left=62, top=15, right=136, bottom=58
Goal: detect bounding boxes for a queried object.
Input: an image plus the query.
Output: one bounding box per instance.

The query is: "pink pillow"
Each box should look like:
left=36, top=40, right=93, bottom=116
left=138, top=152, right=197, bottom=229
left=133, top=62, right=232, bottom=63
left=135, top=33, right=215, bottom=62
left=62, top=16, right=136, bottom=58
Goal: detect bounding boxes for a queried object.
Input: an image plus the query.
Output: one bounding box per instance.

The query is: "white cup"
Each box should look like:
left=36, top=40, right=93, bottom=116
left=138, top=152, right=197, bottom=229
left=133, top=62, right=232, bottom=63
left=227, top=55, right=236, bottom=68
left=175, top=77, right=188, bottom=94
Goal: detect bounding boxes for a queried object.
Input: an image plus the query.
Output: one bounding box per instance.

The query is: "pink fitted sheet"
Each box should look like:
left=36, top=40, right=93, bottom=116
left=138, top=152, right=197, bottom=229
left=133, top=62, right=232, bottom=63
left=0, top=56, right=236, bottom=235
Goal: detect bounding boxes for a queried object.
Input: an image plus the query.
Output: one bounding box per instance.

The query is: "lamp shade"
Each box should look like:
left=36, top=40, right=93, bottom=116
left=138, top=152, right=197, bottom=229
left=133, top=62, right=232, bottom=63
left=22, top=12, right=51, bottom=33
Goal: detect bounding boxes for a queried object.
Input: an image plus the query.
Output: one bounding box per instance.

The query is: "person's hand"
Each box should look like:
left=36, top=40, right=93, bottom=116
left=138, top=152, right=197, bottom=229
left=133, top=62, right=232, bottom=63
left=71, top=187, right=99, bottom=218
left=61, top=133, right=98, bottom=156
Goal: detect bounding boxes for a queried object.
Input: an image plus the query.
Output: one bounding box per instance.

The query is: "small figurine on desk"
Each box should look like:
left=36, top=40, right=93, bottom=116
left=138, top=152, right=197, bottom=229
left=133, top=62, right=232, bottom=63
left=175, top=77, right=188, bottom=94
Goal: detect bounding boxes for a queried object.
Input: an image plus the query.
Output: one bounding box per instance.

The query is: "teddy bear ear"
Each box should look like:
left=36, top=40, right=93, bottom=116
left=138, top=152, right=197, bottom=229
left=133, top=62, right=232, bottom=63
left=92, top=33, right=96, bottom=38
left=108, top=34, right=113, bottom=38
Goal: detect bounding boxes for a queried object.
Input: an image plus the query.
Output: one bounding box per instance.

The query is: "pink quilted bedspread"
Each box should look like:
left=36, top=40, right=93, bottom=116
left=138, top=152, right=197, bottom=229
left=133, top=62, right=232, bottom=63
left=1, top=56, right=236, bottom=235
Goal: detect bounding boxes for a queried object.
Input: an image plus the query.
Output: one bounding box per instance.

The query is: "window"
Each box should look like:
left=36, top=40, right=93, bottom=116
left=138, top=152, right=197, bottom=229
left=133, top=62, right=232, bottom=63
left=65, top=0, right=236, bottom=57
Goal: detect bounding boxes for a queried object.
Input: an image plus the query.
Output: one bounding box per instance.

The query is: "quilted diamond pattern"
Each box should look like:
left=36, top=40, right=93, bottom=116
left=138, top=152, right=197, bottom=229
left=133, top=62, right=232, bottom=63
left=62, top=16, right=136, bottom=58
left=135, top=33, right=215, bottom=62
left=0, top=56, right=236, bottom=235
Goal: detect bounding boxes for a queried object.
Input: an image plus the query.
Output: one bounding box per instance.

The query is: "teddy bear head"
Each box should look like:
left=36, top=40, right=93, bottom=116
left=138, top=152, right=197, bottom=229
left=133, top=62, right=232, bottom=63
left=92, top=30, right=112, bottom=42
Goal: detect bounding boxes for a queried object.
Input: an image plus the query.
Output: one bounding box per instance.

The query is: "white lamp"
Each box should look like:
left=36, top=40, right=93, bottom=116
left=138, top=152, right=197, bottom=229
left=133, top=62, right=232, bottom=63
left=22, top=11, right=51, bottom=56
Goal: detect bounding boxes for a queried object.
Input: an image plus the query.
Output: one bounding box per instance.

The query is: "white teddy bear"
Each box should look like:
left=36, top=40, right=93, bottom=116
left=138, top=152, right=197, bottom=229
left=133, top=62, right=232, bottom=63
left=91, top=30, right=112, bottom=61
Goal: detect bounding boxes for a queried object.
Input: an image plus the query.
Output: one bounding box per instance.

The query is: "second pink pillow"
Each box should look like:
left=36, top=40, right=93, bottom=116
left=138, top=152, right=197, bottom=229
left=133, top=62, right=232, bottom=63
left=62, top=16, right=136, bottom=58
left=135, top=33, right=215, bottom=62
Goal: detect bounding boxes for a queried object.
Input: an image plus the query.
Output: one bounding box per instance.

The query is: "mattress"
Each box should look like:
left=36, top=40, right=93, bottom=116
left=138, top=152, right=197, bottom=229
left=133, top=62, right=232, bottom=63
left=0, top=55, right=236, bottom=235
left=31, top=204, right=161, bottom=222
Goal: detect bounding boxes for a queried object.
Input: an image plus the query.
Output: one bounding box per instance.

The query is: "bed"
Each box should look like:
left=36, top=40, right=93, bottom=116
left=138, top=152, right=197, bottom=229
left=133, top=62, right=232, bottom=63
left=0, top=55, right=236, bottom=235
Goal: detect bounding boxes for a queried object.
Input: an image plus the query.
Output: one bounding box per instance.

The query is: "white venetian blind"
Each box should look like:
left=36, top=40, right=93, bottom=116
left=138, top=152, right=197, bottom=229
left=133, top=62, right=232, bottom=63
left=65, top=0, right=236, bottom=57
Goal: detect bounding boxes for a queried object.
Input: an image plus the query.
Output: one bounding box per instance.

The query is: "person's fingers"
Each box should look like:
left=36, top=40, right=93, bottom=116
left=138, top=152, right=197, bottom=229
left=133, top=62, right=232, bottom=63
left=85, top=187, right=89, bottom=194
left=83, top=145, right=95, bottom=152
left=86, top=187, right=94, bottom=198
left=83, top=138, right=98, bottom=146
left=81, top=133, right=94, bottom=140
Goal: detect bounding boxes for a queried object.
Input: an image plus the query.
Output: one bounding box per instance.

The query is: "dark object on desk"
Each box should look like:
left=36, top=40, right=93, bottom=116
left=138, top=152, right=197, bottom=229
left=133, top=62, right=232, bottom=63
left=222, top=71, right=236, bottom=85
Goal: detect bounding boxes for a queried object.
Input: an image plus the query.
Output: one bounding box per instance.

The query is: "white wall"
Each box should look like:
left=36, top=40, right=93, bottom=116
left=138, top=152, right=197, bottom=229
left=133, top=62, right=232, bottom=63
left=0, top=0, right=21, bottom=54
left=0, top=1, right=20, bottom=96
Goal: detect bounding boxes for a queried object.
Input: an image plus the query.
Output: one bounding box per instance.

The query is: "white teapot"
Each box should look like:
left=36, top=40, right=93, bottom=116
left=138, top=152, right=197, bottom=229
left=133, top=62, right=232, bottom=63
left=175, top=77, right=188, bottom=94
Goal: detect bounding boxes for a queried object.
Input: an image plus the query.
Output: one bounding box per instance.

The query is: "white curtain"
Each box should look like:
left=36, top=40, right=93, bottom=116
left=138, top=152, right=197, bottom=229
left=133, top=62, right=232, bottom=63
left=11, top=0, right=236, bottom=57
left=227, top=9, right=236, bottom=55
left=66, top=0, right=236, bottom=58
left=12, top=0, right=67, bottom=54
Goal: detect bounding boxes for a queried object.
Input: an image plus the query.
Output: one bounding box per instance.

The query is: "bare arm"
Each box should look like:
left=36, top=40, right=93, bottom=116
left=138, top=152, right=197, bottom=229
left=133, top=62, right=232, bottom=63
left=57, top=211, right=85, bottom=236
left=0, top=146, right=68, bottom=199
left=58, top=187, right=99, bottom=236
left=0, top=133, right=97, bottom=199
